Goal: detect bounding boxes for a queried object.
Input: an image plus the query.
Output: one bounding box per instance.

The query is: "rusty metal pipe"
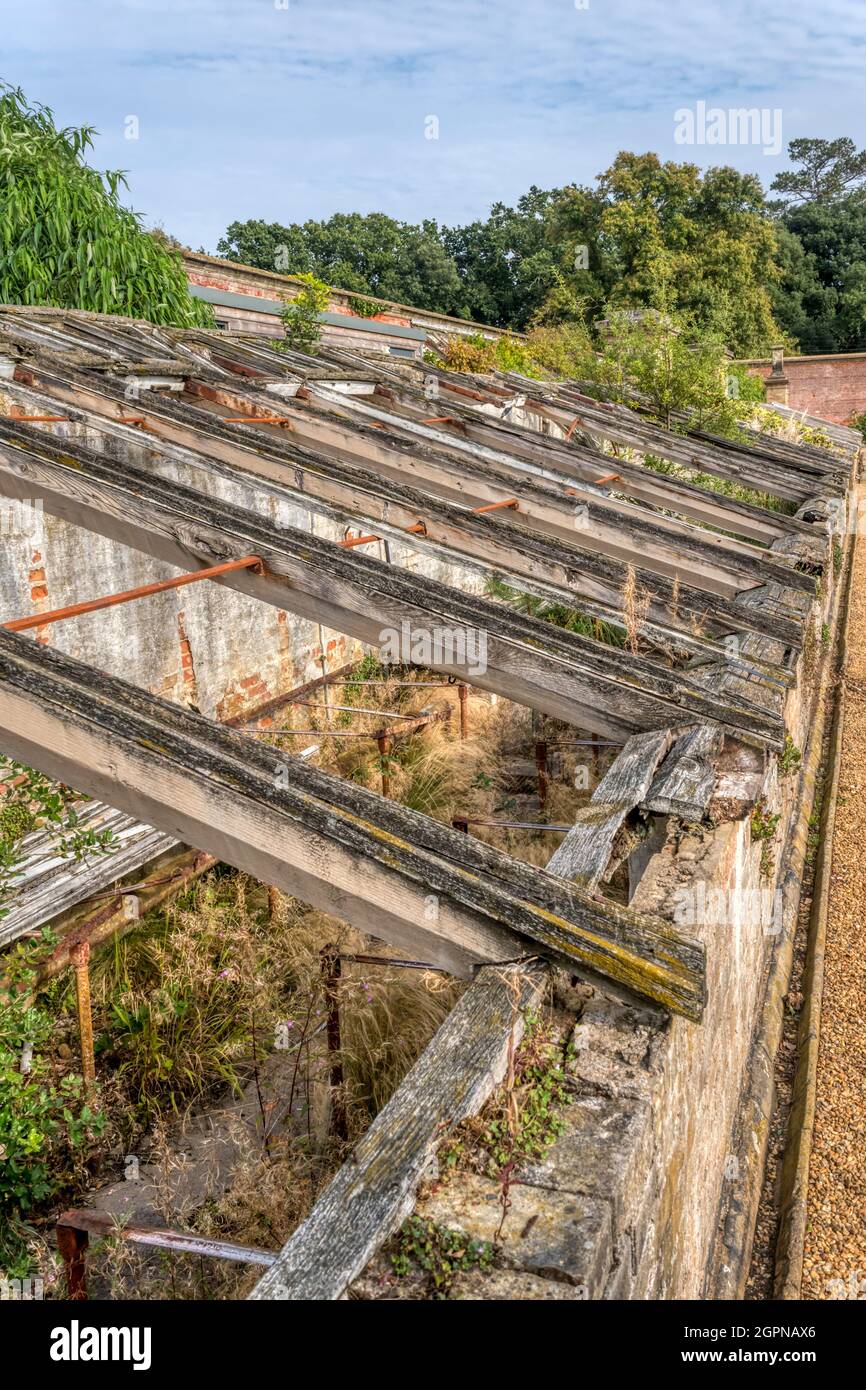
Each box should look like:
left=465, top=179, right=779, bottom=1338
left=2, top=555, right=263, bottom=634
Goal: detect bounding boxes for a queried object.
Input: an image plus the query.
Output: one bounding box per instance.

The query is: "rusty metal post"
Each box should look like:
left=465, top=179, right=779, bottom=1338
left=71, top=941, right=95, bottom=1084
left=377, top=733, right=393, bottom=797
left=57, top=1222, right=89, bottom=1300
left=267, top=885, right=280, bottom=921
left=320, top=946, right=348, bottom=1142
left=458, top=683, right=468, bottom=740
left=535, top=740, right=549, bottom=811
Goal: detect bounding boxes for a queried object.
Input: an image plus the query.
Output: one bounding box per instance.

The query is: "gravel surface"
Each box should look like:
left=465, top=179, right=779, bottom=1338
left=801, top=521, right=866, bottom=1300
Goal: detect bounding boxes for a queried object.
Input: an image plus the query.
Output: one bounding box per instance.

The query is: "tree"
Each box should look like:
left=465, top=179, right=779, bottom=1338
left=772, top=199, right=866, bottom=352
left=0, top=84, right=212, bottom=326
left=441, top=187, right=562, bottom=329
left=218, top=211, right=464, bottom=315
left=771, top=137, right=866, bottom=207
left=543, top=154, right=783, bottom=355
left=279, top=272, right=329, bottom=353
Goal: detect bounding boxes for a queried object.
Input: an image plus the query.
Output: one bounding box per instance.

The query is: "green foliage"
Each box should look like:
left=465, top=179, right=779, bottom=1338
left=347, top=294, right=381, bottom=319
left=779, top=735, right=802, bottom=778
left=391, top=1216, right=493, bottom=1297
left=441, top=186, right=563, bottom=329
left=480, top=1011, right=572, bottom=1171
left=218, top=137, right=866, bottom=356
left=773, top=198, right=866, bottom=352
left=542, top=154, right=783, bottom=354
left=484, top=576, right=626, bottom=648
left=751, top=799, right=782, bottom=878
left=0, top=938, right=104, bottom=1276
left=0, top=83, right=213, bottom=325
left=851, top=410, right=866, bottom=443
left=770, top=137, right=866, bottom=208
left=219, top=211, right=465, bottom=316
left=278, top=272, right=330, bottom=353
left=0, top=756, right=118, bottom=925
left=91, top=881, right=264, bottom=1121
left=440, top=1011, right=573, bottom=1182
left=726, top=362, right=766, bottom=404
left=581, top=307, right=752, bottom=432
left=769, top=137, right=866, bottom=351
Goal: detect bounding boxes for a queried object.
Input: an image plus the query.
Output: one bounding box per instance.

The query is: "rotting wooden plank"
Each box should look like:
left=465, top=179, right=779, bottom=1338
left=540, top=387, right=847, bottom=502
left=4, top=361, right=816, bottom=601
left=0, top=425, right=786, bottom=747
left=642, top=724, right=724, bottom=822
left=0, top=802, right=177, bottom=948
left=368, top=381, right=812, bottom=545
left=0, top=630, right=706, bottom=1017
left=546, top=729, right=672, bottom=890
left=249, top=960, right=549, bottom=1301
left=295, top=385, right=810, bottom=586
left=0, top=376, right=805, bottom=662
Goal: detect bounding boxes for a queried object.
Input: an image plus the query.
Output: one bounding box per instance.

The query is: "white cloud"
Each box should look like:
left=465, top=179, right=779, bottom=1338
left=4, top=0, right=865, bottom=247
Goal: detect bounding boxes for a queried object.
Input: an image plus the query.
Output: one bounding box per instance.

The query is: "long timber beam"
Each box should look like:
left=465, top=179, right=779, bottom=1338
left=364, top=381, right=817, bottom=545
left=5, top=362, right=817, bottom=600
left=0, top=631, right=706, bottom=1018
left=0, top=381, right=806, bottom=663
left=0, top=424, right=787, bottom=747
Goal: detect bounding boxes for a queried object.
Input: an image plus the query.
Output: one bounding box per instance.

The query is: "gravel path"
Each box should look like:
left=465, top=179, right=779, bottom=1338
left=802, top=517, right=866, bottom=1300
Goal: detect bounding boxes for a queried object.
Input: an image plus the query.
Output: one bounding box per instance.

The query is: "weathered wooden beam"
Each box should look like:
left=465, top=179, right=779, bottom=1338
left=545, top=387, right=847, bottom=500
left=291, top=385, right=816, bottom=594
left=0, top=376, right=805, bottom=660
left=642, top=724, right=724, bottom=822
left=0, top=631, right=707, bottom=1017
left=0, top=424, right=786, bottom=747
left=249, top=960, right=549, bottom=1300
left=6, top=361, right=816, bottom=600
left=370, top=381, right=813, bottom=545
left=546, top=729, right=673, bottom=890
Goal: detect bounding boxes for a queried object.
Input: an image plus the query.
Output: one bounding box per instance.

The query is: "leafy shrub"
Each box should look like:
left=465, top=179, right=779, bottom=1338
left=0, top=83, right=212, bottom=324
left=279, top=272, right=330, bottom=353
left=0, top=942, right=103, bottom=1277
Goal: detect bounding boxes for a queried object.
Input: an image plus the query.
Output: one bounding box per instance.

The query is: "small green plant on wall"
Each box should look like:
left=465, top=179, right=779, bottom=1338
left=347, top=294, right=381, bottom=319
left=279, top=272, right=330, bottom=354
left=751, top=798, right=781, bottom=878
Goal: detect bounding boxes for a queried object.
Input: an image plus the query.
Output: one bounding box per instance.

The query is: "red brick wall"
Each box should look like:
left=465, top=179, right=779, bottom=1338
left=745, top=355, right=866, bottom=425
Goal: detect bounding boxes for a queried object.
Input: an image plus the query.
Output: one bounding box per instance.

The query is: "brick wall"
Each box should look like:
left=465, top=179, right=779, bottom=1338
left=744, top=354, right=866, bottom=425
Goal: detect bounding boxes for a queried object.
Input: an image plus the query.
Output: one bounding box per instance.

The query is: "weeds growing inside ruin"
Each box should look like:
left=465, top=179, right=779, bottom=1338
left=751, top=799, right=782, bottom=878
left=391, top=1216, right=493, bottom=1298
left=779, top=735, right=802, bottom=778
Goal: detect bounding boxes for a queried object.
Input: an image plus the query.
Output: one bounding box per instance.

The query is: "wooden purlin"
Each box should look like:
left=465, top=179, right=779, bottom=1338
left=0, top=631, right=706, bottom=1018
left=0, top=377, right=800, bottom=685
left=250, top=960, right=550, bottom=1301
left=409, top=363, right=844, bottom=503
left=5, top=357, right=819, bottom=605
left=0, top=422, right=787, bottom=748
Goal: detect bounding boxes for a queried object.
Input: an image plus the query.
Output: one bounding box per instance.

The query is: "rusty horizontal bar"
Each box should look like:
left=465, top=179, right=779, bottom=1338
left=57, top=1209, right=277, bottom=1272
left=289, top=702, right=423, bottom=719
left=452, top=817, right=571, bottom=832
left=223, top=415, right=293, bottom=426
left=338, top=496, right=517, bottom=550
left=2, top=555, right=263, bottom=633
left=340, top=952, right=447, bottom=972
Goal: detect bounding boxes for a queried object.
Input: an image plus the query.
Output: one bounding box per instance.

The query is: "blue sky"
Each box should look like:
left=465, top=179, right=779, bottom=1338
left=4, top=0, right=865, bottom=250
